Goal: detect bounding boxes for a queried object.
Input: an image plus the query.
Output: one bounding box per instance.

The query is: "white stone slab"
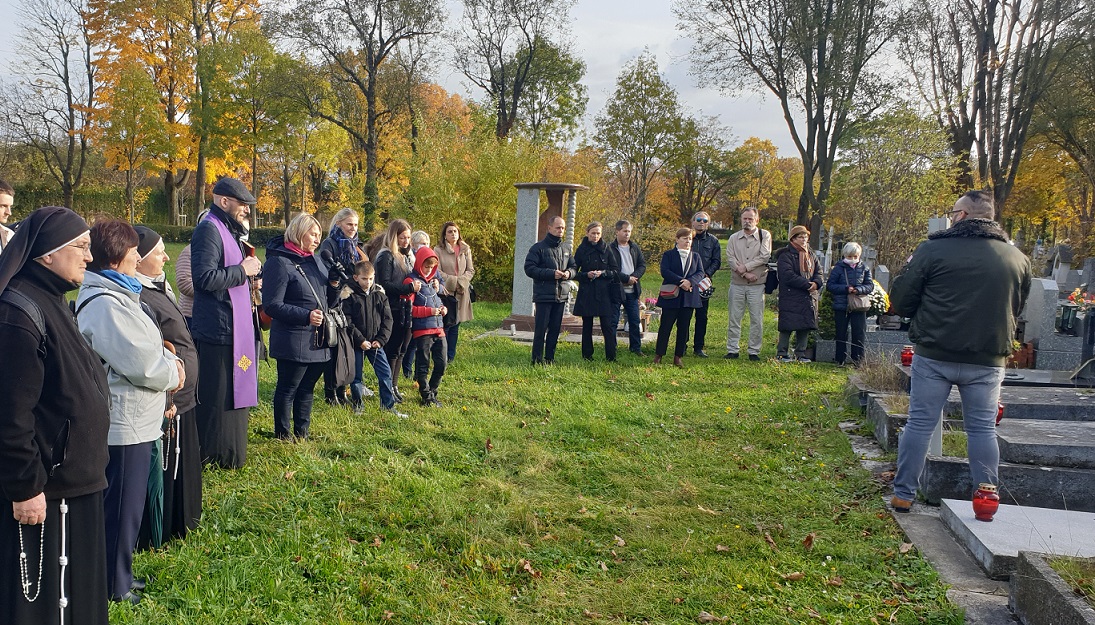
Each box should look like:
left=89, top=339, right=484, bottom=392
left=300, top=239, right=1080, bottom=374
left=940, top=498, right=1095, bottom=579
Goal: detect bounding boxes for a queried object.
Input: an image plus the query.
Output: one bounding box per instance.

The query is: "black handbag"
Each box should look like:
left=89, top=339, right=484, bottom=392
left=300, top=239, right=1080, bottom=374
left=469, top=284, right=477, bottom=303
left=440, top=293, right=459, bottom=328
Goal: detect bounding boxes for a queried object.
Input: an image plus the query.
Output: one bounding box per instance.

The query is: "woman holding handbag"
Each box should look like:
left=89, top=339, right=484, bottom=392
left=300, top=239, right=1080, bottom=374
left=774, top=225, right=823, bottom=362
left=654, top=227, right=706, bottom=367
left=826, top=241, right=874, bottom=366
left=262, top=214, right=340, bottom=440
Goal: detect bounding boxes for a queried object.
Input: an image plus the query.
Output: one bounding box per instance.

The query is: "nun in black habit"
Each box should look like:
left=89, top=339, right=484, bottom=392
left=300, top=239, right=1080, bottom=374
left=0, top=206, right=111, bottom=625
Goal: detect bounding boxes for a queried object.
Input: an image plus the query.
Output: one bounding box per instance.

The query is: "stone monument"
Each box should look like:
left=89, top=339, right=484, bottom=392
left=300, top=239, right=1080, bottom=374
left=502, top=182, right=589, bottom=332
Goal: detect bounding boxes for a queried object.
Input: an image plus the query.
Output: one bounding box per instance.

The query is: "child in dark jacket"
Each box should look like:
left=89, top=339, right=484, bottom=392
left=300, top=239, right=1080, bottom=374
left=346, top=260, right=405, bottom=417
left=402, top=248, right=448, bottom=407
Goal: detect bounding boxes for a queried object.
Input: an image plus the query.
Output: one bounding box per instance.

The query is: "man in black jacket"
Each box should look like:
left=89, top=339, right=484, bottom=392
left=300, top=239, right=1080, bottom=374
left=690, top=211, right=722, bottom=356
left=889, top=190, right=1031, bottom=513
left=608, top=219, right=647, bottom=355
left=524, top=216, right=577, bottom=364
left=191, top=177, right=262, bottom=469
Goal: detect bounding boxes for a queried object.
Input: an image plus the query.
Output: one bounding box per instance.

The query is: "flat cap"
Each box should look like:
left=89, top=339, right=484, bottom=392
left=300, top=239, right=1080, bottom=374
left=211, top=177, right=256, bottom=204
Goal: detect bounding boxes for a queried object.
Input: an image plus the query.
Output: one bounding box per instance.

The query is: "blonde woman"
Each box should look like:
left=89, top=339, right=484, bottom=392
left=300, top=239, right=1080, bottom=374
left=262, top=214, right=339, bottom=439
left=372, top=219, right=418, bottom=402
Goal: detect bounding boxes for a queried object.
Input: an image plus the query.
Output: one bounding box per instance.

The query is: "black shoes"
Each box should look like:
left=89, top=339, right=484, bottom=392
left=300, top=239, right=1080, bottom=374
left=131, top=577, right=147, bottom=591
left=748, top=354, right=761, bottom=361
left=724, top=352, right=739, bottom=359
left=111, top=591, right=141, bottom=605
left=694, top=349, right=709, bottom=358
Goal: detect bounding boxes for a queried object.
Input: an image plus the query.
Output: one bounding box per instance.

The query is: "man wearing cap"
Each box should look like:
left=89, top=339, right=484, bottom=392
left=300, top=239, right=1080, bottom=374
left=889, top=190, right=1031, bottom=513
left=191, top=178, right=262, bottom=469
left=0, top=179, right=15, bottom=254
left=0, top=206, right=111, bottom=625
left=690, top=211, right=721, bottom=357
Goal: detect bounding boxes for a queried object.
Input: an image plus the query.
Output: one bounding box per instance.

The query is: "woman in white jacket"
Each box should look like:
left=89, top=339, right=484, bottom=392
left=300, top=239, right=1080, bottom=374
left=75, top=219, right=183, bottom=604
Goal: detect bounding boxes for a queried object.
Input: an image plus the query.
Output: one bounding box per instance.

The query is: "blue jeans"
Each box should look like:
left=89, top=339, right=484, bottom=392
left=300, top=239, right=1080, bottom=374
left=273, top=360, right=325, bottom=438
left=445, top=322, right=460, bottom=361
left=610, top=291, right=643, bottom=353
left=353, top=347, right=396, bottom=410
left=893, top=355, right=1004, bottom=502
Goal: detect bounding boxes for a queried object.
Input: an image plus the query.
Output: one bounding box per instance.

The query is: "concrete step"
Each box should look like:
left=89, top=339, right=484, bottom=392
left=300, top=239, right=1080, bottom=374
left=921, top=456, right=1095, bottom=512
left=945, top=387, right=1095, bottom=421
left=997, top=419, right=1095, bottom=469
left=939, top=498, right=1095, bottom=579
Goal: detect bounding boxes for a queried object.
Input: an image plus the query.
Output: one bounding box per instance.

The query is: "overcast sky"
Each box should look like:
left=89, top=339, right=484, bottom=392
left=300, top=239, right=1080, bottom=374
left=0, top=0, right=798, bottom=156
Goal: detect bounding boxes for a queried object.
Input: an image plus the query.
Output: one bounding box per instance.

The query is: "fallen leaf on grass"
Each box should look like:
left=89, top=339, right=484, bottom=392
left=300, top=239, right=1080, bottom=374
left=578, top=506, right=588, bottom=514
left=283, top=471, right=295, bottom=480
left=697, top=505, right=720, bottom=515
left=802, top=532, right=816, bottom=550
left=382, top=611, right=394, bottom=620
left=674, top=597, right=684, bottom=604
left=519, top=420, right=528, bottom=428
left=614, top=535, right=626, bottom=547
left=696, top=611, right=728, bottom=623
left=371, top=536, right=383, bottom=547
left=347, top=538, right=360, bottom=545
left=669, top=380, right=679, bottom=386
left=826, top=575, right=844, bottom=586
left=518, top=559, right=542, bottom=578
left=764, top=533, right=779, bottom=550
left=541, top=533, right=557, bottom=541
left=716, top=544, right=731, bottom=552
left=780, top=571, right=805, bottom=581
left=599, top=561, right=608, bottom=571
left=645, top=392, right=655, bottom=401
left=485, top=437, right=494, bottom=451
left=899, top=542, right=913, bottom=554
left=807, top=607, right=823, bottom=619
left=583, top=609, right=602, bottom=619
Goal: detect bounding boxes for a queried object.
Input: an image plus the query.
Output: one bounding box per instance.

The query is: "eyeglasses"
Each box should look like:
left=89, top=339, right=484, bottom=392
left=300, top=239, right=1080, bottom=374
left=949, top=209, right=966, bottom=216
left=66, top=242, right=91, bottom=253
left=694, top=218, right=709, bottom=223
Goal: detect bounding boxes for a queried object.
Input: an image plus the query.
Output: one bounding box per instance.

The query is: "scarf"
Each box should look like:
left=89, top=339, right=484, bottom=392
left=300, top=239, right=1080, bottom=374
left=329, top=225, right=362, bottom=268
left=99, top=269, right=143, bottom=294
left=791, top=240, right=814, bottom=277
left=284, top=240, right=311, bottom=257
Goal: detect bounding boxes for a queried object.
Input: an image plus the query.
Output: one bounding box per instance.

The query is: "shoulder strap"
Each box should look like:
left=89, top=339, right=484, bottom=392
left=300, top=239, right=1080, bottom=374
left=74, top=291, right=116, bottom=317
left=294, top=263, right=328, bottom=313
left=0, top=288, right=48, bottom=358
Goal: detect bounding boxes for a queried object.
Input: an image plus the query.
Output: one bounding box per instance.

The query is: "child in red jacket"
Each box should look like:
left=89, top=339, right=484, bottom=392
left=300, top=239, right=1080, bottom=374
left=403, top=248, right=448, bottom=406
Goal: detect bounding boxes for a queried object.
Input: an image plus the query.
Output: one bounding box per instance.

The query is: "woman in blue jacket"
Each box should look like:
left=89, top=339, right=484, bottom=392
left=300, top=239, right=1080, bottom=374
left=262, top=214, right=339, bottom=440
left=826, top=241, right=874, bottom=366
left=654, top=227, right=706, bottom=367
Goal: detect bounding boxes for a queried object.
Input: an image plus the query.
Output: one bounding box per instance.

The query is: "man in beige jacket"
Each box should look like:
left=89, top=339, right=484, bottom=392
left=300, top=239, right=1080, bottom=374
left=724, top=207, right=771, bottom=360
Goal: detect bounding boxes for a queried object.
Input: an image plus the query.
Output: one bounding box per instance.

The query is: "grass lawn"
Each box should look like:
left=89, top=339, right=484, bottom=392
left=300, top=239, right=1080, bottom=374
left=110, top=244, right=961, bottom=623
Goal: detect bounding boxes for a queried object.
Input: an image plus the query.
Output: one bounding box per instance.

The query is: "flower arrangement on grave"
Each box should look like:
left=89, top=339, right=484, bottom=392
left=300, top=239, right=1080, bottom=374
left=867, top=280, right=890, bottom=317
left=1067, top=287, right=1095, bottom=314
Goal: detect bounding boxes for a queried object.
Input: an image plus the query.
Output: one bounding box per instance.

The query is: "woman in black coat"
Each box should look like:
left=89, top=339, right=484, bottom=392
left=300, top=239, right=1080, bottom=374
left=134, top=227, right=202, bottom=546
left=370, top=219, right=418, bottom=402
left=262, top=214, right=339, bottom=440
left=775, top=225, right=823, bottom=362
left=573, top=222, right=622, bottom=361
left=826, top=241, right=874, bottom=366
left=654, top=227, right=706, bottom=367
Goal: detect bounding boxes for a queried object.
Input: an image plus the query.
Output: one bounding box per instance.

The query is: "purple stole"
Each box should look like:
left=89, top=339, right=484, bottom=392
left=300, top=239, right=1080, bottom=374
left=203, top=214, right=258, bottom=409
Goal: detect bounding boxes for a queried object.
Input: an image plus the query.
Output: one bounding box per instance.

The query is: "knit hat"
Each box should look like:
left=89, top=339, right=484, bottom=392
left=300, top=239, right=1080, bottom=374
left=134, top=225, right=162, bottom=260
left=789, top=225, right=810, bottom=240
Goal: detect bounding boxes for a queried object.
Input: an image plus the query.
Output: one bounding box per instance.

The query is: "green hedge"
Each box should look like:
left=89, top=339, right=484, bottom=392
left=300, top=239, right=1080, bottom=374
left=141, top=224, right=285, bottom=245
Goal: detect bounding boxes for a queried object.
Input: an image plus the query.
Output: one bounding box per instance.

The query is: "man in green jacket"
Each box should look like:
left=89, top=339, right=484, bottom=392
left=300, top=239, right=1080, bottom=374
left=889, top=190, right=1031, bottom=512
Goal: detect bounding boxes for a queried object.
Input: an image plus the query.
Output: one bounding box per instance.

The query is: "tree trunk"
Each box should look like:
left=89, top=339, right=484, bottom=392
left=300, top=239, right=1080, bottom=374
left=281, top=162, right=292, bottom=227
left=125, top=168, right=134, bottom=223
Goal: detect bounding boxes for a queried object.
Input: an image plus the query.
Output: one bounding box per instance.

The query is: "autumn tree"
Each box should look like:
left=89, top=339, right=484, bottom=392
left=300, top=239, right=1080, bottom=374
left=98, top=65, right=172, bottom=221
left=594, top=52, right=688, bottom=215
left=898, top=0, right=1080, bottom=216
left=828, top=106, right=957, bottom=269
left=276, top=0, right=443, bottom=221
left=676, top=0, right=891, bottom=235
left=671, top=116, right=749, bottom=224
left=455, top=0, right=576, bottom=139
left=10, top=0, right=97, bottom=209
left=512, top=37, right=588, bottom=145
left=89, top=0, right=198, bottom=223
